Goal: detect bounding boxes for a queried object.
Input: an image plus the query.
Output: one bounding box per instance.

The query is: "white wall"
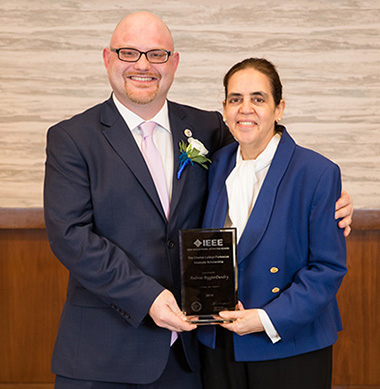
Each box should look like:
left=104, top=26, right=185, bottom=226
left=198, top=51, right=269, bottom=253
left=0, top=0, right=379, bottom=208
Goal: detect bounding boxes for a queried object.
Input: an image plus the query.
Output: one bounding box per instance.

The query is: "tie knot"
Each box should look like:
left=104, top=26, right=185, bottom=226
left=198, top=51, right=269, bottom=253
left=140, top=121, right=156, bottom=138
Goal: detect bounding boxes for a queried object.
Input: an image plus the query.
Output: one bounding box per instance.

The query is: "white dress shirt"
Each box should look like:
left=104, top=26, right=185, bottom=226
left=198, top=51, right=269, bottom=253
left=225, top=133, right=282, bottom=344
left=112, top=95, right=174, bottom=200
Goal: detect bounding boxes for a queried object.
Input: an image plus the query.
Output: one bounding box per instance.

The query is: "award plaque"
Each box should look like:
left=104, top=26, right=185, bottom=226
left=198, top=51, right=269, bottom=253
left=179, top=228, right=238, bottom=324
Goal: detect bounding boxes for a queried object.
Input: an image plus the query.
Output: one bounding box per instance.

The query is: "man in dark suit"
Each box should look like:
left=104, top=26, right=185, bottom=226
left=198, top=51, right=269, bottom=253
left=44, top=11, right=353, bottom=388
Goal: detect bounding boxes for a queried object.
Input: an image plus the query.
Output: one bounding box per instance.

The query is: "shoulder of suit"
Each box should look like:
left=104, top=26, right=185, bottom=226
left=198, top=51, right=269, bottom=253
left=53, top=100, right=108, bottom=126
left=293, top=143, right=338, bottom=170
left=212, top=141, right=238, bottom=165
left=48, top=99, right=112, bottom=135
left=278, top=127, right=338, bottom=170
left=167, top=100, right=222, bottom=117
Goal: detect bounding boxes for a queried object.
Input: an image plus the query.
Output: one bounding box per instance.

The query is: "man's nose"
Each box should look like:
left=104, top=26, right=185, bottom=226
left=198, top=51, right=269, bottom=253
left=134, top=54, right=151, bottom=70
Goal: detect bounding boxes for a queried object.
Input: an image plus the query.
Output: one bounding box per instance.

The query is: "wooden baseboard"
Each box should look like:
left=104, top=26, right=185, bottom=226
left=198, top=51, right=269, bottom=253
left=0, top=385, right=54, bottom=389
left=333, top=386, right=380, bottom=389
left=1, top=208, right=379, bottom=231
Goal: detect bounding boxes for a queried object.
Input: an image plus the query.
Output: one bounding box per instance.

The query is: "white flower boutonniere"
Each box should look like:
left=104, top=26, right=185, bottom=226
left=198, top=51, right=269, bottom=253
left=177, top=136, right=211, bottom=179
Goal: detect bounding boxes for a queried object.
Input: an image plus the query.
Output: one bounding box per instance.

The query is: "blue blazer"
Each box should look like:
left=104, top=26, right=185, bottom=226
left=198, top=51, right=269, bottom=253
left=44, top=97, right=231, bottom=383
left=198, top=127, right=347, bottom=361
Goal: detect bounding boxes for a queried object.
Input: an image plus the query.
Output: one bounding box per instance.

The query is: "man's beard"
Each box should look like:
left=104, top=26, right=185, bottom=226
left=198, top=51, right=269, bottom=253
left=123, top=77, right=160, bottom=105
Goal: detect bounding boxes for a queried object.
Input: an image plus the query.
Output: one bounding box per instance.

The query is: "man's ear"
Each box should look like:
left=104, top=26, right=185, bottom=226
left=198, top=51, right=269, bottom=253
left=172, top=51, right=180, bottom=72
left=103, top=47, right=111, bottom=71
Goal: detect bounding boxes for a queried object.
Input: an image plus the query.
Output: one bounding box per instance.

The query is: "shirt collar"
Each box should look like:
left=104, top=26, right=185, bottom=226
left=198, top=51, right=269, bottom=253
left=112, top=94, right=171, bottom=133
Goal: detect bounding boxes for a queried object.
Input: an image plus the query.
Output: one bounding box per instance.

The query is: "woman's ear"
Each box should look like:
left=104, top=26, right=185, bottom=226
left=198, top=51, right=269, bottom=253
left=276, top=99, right=286, bottom=120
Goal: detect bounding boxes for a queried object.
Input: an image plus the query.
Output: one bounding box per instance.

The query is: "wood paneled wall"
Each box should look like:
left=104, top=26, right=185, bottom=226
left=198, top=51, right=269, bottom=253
left=0, top=208, right=379, bottom=388
left=333, top=210, right=380, bottom=387
left=0, top=209, right=67, bottom=387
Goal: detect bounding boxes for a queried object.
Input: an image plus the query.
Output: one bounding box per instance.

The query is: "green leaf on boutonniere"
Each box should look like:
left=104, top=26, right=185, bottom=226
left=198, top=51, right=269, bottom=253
left=177, top=137, right=211, bottom=179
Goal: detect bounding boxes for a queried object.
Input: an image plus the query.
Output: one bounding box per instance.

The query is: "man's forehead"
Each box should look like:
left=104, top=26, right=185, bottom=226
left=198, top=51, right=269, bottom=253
left=111, top=23, right=173, bottom=50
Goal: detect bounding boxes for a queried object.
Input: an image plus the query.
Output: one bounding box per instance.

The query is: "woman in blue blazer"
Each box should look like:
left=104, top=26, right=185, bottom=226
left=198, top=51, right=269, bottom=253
left=198, top=58, right=347, bottom=389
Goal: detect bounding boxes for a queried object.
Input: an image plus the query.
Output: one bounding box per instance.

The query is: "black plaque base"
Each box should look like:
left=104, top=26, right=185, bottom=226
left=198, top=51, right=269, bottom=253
left=186, top=315, right=234, bottom=325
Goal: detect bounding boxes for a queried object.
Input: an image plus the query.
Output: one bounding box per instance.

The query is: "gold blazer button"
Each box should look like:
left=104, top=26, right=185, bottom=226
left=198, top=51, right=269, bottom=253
left=272, top=287, right=280, bottom=293
left=270, top=267, right=279, bottom=273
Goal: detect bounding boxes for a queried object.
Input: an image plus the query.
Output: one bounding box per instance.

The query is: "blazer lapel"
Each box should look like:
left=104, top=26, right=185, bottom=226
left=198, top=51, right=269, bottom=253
left=211, top=156, right=237, bottom=228
left=100, top=98, right=166, bottom=220
left=207, top=150, right=237, bottom=228
left=238, top=129, right=296, bottom=263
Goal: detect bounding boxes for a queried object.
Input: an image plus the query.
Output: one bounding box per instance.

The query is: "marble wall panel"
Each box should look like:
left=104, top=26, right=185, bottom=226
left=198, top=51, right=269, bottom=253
left=0, top=0, right=379, bottom=208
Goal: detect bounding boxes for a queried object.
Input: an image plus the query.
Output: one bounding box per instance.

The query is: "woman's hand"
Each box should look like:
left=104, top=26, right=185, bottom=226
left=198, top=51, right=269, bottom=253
left=218, top=301, right=265, bottom=336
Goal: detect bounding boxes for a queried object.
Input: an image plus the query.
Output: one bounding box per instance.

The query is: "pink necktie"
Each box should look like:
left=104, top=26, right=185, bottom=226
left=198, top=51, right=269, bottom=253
left=140, top=121, right=170, bottom=219
left=140, top=122, right=177, bottom=345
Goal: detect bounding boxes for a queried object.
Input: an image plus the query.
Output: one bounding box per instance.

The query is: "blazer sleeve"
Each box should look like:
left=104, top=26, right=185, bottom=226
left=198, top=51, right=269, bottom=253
left=263, top=163, right=347, bottom=339
left=44, top=124, right=165, bottom=328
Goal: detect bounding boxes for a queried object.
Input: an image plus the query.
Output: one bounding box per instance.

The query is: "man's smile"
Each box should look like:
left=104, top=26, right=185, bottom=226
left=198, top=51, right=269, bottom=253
left=125, top=73, right=160, bottom=84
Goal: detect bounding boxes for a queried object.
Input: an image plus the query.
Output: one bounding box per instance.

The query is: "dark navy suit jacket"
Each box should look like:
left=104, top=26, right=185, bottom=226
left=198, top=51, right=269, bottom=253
left=198, top=127, right=347, bottom=361
left=44, top=97, right=231, bottom=384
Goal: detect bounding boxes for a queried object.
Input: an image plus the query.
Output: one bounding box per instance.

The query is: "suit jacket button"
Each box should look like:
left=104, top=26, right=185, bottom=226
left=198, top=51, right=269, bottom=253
left=167, top=240, right=175, bottom=249
left=270, top=267, right=279, bottom=273
left=272, top=287, right=280, bottom=293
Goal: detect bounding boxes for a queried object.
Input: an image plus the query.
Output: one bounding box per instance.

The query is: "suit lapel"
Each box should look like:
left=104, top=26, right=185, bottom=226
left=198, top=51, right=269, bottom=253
left=167, top=102, right=194, bottom=217
left=237, top=129, right=296, bottom=263
left=100, top=98, right=166, bottom=220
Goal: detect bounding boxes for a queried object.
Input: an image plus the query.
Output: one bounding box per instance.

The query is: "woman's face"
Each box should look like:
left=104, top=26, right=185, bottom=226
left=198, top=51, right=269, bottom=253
left=223, top=67, right=285, bottom=160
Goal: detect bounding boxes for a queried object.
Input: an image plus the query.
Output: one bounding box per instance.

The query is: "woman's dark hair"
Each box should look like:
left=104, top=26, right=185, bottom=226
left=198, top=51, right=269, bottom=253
left=223, top=58, right=283, bottom=106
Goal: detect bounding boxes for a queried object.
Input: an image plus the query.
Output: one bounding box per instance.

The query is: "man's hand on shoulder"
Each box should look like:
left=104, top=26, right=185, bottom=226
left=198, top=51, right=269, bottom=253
left=335, top=190, right=354, bottom=237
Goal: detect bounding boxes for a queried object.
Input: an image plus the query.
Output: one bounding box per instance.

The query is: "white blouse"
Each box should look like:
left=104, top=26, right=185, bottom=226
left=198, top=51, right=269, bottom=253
left=225, top=133, right=281, bottom=242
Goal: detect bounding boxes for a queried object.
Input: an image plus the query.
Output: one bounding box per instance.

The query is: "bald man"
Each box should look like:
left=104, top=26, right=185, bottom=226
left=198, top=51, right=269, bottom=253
left=44, top=11, right=353, bottom=388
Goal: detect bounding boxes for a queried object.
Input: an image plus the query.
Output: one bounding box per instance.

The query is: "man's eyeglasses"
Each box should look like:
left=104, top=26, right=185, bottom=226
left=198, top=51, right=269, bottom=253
left=110, top=48, right=173, bottom=64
